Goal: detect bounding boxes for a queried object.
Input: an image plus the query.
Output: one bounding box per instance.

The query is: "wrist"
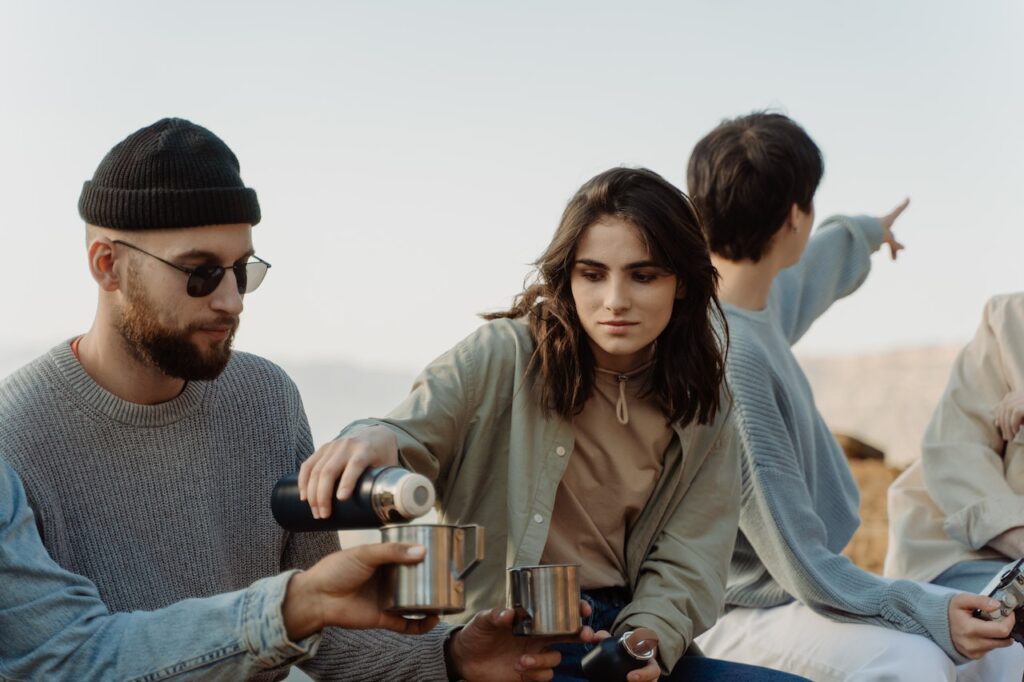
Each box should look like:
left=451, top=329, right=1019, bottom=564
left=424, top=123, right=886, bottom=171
left=282, top=570, right=325, bottom=641
left=444, top=626, right=466, bottom=681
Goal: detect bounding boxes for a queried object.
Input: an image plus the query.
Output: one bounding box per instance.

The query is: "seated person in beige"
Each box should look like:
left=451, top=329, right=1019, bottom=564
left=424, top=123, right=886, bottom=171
left=887, top=292, right=1024, bottom=593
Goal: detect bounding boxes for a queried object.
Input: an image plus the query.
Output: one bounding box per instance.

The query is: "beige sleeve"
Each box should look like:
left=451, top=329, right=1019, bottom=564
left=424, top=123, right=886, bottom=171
left=922, top=297, right=1024, bottom=550
left=337, top=339, right=478, bottom=500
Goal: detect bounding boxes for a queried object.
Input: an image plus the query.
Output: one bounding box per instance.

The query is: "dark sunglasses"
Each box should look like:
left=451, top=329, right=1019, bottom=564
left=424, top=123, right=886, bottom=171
left=112, top=240, right=271, bottom=298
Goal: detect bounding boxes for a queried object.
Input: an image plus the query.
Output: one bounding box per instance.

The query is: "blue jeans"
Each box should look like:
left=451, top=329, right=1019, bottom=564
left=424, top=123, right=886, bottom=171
left=933, top=559, right=1014, bottom=593
left=551, top=587, right=808, bottom=681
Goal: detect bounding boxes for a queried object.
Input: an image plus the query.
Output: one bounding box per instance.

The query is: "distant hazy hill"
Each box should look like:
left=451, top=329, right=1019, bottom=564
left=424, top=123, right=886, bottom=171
left=797, top=345, right=962, bottom=468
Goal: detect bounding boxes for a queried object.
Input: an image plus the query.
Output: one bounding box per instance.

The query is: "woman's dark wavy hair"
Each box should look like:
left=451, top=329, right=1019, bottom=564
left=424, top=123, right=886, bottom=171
left=485, top=167, right=727, bottom=426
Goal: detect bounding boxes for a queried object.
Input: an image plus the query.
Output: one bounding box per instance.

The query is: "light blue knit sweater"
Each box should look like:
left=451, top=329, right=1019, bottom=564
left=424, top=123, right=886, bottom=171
left=722, top=215, right=963, bottom=663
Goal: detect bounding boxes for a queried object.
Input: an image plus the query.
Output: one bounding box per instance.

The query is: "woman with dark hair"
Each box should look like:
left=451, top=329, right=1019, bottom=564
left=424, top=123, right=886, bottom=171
left=298, top=167, right=803, bottom=681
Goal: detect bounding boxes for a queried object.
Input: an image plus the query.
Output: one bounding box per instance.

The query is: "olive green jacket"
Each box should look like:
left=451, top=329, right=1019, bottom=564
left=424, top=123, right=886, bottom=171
left=340, top=318, right=740, bottom=669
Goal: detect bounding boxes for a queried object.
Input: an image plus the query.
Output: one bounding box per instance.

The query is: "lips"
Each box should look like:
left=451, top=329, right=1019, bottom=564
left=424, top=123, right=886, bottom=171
left=599, top=321, right=638, bottom=327
left=199, top=327, right=232, bottom=341
left=195, top=318, right=238, bottom=342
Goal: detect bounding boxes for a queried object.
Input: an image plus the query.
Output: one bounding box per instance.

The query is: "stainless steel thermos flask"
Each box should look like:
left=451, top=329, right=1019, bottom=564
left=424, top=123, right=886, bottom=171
left=271, top=466, right=435, bottom=531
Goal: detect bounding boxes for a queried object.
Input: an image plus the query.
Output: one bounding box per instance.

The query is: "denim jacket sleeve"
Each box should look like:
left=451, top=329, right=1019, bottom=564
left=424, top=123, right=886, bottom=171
left=0, top=460, right=319, bottom=681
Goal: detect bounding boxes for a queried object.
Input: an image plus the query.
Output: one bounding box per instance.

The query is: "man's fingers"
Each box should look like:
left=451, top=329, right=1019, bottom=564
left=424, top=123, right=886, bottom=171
left=473, top=606, right=513, bottom=633
left=888, top=238, right=905, bottom=261
left=524, top=663, right=557, bottom=679
left=522, top=671, right=555, bottom=682
left=350, top=542, right=427, bottom=569
left=887, top=197, right=910, bottom=222
left=516, top=650, right=561, bottom=671
left=878, top=197, right=910, bottom=232
left=495, top=606, right=516, bottom=626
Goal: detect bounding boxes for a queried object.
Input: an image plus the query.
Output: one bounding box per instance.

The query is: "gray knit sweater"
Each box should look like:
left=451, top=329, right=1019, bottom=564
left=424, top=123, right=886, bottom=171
left=722, top=215, right=963, bottom=663
left=0, top=343, right=450, bottom=681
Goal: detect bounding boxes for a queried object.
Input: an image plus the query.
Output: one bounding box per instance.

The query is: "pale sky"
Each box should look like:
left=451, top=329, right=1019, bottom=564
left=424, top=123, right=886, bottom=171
left=2, top=1, right=1021, bottom=373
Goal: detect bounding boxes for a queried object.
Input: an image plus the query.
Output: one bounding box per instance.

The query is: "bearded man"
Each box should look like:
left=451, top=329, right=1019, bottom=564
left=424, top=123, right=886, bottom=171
left=0, top=118, right=577, bottom=681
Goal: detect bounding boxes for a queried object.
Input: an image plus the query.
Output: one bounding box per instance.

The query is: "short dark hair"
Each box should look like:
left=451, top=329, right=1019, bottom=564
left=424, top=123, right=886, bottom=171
left=485, top=167, right=727, bottom=427
left=687, top=112, right=823, bottom=262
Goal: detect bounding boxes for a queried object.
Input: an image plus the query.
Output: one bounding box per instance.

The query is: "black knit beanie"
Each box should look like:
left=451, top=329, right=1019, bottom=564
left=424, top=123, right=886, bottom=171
left=78, top=118, right=261, bottom=230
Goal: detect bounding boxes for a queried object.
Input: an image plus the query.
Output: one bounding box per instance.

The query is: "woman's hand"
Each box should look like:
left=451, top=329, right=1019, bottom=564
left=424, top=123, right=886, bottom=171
left=589, top=631, right=661, bottom=682
left=995, top=391, right=1024, bottom=442
left=298, top=425, right=400, bottom=519
left=948, top=593, right=1016, bottom=659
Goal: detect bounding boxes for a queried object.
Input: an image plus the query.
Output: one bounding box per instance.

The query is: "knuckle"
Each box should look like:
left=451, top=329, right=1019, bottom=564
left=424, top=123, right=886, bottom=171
left=310, top=456, right=327, bottom=474
left=323, top=457, right=345, bottom=475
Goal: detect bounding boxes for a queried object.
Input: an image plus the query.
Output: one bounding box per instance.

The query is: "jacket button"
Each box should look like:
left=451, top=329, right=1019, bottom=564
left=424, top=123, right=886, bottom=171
left=555, top=446, right=566, bottom=456
left=534, top=514, right=544, bottom=523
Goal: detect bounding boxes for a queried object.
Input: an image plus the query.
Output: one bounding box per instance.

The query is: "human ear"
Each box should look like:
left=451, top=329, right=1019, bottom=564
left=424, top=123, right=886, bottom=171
left=786, top=203, right=802, bottom=232
left=88, top=237, right=121, bottom=292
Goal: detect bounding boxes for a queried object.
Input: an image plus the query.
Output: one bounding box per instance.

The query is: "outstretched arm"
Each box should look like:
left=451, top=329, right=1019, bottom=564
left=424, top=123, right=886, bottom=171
left=770, top=200, right=906, bottom=343
left=726, top=346, right=1010, bottom=663
left=1, top=459, right=317, bottom=681
left=299, top=322, right=513, bottom=517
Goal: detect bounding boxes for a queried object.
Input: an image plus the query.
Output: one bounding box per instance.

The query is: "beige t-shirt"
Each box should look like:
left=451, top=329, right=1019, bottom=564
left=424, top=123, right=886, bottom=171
left=541, top=364, right=673, bottom=589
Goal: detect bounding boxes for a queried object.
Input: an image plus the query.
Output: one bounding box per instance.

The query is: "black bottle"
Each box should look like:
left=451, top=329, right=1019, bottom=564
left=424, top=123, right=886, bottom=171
left=271, top=466, right=435, bottom=531
left=581, top=628, right=658, bottom=681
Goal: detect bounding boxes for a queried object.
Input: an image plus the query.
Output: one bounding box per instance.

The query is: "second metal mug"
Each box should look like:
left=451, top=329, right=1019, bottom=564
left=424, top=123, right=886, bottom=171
left=507, top=563, right=581, bottom=636
left=380, top=523, right=484, bottom=616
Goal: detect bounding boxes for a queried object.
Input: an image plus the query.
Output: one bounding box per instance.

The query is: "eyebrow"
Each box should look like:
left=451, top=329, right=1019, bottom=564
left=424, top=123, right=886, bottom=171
left=175, top=248, right=256, bottom=262
left=574, top=258, right=666, bottom=270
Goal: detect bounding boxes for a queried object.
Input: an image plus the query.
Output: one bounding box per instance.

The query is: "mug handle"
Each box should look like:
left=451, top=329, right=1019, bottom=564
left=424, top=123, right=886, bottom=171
left=456, top=524, right=485, bottom=580
left=511, top=568, right=534, bottom=629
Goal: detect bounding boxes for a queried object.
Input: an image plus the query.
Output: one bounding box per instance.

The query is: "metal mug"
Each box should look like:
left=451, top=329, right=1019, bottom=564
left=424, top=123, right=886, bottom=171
left=380, top=523, right=484, bottom=616
left=507, top=563, right=581, bottom=636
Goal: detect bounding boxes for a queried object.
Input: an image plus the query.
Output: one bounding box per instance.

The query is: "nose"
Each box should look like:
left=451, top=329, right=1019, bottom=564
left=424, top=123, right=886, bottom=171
left=208, top=269, right=244, bottom=315
left=604, top=275, right=630, bottom=314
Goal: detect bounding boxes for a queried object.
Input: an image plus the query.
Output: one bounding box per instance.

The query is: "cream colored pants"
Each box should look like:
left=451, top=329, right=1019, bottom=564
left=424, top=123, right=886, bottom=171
left=695, top=600, right=1024, bottom=682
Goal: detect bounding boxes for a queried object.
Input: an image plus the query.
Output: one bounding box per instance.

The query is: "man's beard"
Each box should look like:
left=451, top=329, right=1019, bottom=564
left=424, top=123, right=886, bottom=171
left=117, top=276, right=239, bottom=381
